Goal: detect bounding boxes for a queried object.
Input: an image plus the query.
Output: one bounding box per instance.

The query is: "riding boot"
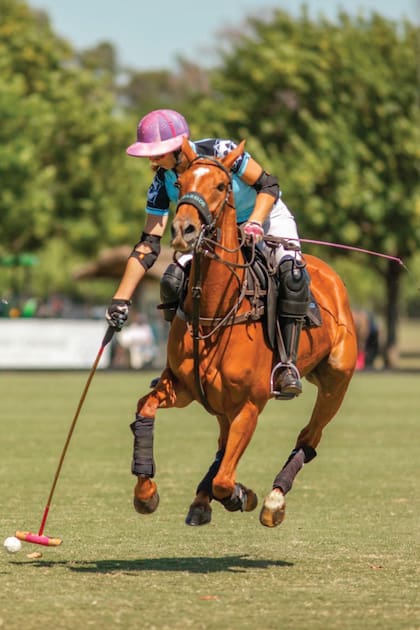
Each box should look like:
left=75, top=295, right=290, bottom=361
left=274, top=256, right=310, bottom=397
left=276, top=316, right=305, bottom=395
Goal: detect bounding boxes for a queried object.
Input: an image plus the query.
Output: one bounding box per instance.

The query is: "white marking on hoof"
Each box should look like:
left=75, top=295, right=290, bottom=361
left=259, top=490, right=286, bottom=528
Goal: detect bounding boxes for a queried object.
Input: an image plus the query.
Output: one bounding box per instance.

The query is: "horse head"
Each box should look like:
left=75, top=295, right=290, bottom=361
left=171, top=137, right=246, bottom=252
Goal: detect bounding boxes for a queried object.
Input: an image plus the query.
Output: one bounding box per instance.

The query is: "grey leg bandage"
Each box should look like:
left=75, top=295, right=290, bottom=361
left=273, top=445, right=317, bottom=494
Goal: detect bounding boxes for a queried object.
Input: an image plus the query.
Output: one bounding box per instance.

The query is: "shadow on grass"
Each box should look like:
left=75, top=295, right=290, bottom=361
left=25, top=554, right=293, bottom=574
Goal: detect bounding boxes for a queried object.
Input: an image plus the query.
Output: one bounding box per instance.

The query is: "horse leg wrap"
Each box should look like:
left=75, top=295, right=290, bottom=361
left=196, top=449, right=225, bottom=497
left=273, top=445, right=317, bottom=495
left=130, top=414, right=155, bottom=477
left=220, top=483, right=248, bottom=512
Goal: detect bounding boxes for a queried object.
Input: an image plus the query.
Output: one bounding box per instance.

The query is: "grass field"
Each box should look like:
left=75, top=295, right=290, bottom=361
left=1, top=370, right=419, bottom=630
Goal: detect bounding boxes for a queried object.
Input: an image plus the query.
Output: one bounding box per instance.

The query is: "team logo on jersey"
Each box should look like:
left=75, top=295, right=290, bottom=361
left=148, top=176, right=162, bottom=205
left=214, top=139, right=237, bottom=158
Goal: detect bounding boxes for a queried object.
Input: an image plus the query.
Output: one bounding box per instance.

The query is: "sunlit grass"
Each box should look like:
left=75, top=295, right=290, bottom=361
left=0, top=371, right=418, bottom=629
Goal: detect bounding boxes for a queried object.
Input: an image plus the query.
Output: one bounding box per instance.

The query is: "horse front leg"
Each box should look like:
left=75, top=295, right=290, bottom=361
left=132, top=368, right=193, bottom=515
left=211, top=402, right=259, bottom=514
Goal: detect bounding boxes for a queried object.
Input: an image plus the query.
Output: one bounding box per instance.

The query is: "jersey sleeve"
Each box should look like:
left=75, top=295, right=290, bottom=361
left=145, top=169, right=170, bottom=216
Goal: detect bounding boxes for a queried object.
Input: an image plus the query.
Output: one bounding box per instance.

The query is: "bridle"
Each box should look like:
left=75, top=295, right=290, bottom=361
left=175, top=155, right=262, bottom=333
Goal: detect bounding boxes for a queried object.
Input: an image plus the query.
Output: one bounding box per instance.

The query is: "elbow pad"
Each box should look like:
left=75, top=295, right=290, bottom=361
left=252, top=171, right=280, bottom=201
left=129, top=232, right=161, bottom=271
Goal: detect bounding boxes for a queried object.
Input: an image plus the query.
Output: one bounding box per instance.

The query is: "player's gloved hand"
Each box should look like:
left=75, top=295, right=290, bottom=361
left=106, top=299, right=132, bottom=330
left=243, top=220, right=264, bottom=244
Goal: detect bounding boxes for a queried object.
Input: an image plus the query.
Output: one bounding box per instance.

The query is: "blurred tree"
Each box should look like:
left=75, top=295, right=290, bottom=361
left=200, top=9, right=420, bottom=366
left=119, top=60, right=210, bottom=116
left=77, top=41, right=118, bottom=77
left=0, top=0, right=149, bottom=297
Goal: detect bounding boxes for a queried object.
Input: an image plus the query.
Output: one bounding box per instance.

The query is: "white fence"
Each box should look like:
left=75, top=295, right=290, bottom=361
left=0, top=319, right=111, bottom=369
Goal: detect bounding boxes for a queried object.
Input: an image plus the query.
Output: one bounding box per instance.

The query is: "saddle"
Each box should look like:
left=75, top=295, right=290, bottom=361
left=158, top=247, right=322, bottom=359
left=241, top=245, right=322, bottom=352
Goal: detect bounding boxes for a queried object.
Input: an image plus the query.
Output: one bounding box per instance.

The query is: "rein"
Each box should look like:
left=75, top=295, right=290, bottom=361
left=175, top=159, right=263, bottom=337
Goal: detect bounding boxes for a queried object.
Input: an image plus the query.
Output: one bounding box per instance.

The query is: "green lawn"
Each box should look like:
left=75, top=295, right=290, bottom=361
left=1, top=370, right=419, bottom=630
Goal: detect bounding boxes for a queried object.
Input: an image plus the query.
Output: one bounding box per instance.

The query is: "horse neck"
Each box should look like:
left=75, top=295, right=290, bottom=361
left=216, top=195, right=242, bottom=260
left=188, top=196, right=245, bottom=319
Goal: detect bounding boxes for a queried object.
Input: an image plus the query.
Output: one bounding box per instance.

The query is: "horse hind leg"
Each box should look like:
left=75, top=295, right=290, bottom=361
left=260, top=361, right=354, bottom=527
left=259, top=445, right=317, bottom=527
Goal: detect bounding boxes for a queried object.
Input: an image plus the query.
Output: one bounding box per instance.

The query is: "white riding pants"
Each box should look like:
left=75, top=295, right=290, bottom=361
left=260, top=198, right=302, bottom=267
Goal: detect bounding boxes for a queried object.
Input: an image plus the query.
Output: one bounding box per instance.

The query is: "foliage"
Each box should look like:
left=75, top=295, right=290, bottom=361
left=0, top=0, right=150, bottom=296
left=206, top=10, right=420, bottom=265
left=195, top=9, right=420, bottom=356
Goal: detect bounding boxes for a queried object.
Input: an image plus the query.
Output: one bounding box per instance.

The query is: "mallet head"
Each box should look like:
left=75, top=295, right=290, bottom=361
left=15, top=531, right=62, bottom=547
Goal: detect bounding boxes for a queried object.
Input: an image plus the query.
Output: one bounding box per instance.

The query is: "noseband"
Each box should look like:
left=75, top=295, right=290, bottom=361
left=176, top=156, right=233, bottom=232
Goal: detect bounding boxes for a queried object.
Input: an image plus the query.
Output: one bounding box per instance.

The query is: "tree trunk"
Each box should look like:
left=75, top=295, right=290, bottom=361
left=383, top=260, right=402, bottom=368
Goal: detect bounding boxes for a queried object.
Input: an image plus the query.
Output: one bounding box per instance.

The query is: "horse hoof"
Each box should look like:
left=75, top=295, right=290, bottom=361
left=185, top=504, right=212, bottom=526
left=133, top=492, right=160, bottom=515
left=220, top=483, right=257, bottom=513
left=244, top=488, right=258, bottom=512
left=259, top=490, right=286, bottom=527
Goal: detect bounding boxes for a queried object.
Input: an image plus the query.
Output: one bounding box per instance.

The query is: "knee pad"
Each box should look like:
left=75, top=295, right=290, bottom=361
left=277, top=257, right=310, bottom=317
left=159, top=263, right=185, bottom=321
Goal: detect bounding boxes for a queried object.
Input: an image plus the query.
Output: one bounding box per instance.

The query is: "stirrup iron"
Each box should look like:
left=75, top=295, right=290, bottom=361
left=270, top=361, right=301, bottom=400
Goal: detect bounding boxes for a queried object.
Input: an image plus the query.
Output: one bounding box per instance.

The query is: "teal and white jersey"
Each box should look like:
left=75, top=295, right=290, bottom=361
left=145, top=138, right=260, bottom=224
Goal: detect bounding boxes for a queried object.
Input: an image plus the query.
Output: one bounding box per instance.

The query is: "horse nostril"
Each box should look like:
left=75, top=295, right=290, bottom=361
left=185, top=224, right=196, bottom=235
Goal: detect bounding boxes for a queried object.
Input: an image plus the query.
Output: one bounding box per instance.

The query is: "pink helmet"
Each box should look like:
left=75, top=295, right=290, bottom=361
left=126, top=109, right=190, bottom=157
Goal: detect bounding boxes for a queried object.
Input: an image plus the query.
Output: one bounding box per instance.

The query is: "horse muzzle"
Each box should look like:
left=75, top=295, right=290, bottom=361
left=171, top=218, right=198, bottom=253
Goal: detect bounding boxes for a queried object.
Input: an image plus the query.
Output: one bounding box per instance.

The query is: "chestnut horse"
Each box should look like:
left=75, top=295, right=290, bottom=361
left=132, top=138, right=357, bottom=528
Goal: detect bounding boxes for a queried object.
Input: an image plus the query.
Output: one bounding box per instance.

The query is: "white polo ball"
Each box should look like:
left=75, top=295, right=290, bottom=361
left=3, top=536, right=22, bottom=554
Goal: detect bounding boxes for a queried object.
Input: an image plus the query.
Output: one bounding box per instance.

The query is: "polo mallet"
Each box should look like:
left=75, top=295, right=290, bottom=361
left=15, top=325, right=115, bottom=547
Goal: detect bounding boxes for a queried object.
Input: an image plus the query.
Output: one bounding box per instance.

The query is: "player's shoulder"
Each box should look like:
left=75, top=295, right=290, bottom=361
left=193, top=138, right=238, bottom=159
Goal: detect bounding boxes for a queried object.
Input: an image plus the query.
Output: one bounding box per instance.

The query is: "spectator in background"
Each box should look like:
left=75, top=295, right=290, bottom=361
left=117, top=314, right=157, bottom=369
left=353, top=309, right=380, bottom=370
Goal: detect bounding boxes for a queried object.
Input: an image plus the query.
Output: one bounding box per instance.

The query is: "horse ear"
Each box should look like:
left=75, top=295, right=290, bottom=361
left=181, top=136, right=196, bottom=163
left=222, top=140, right=246, bottom=171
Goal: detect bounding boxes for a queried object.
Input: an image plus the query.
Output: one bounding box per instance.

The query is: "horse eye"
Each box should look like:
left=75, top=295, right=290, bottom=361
left=174, top=180, right=181, bottom=189
left=217, top=183, right=226, bottom=192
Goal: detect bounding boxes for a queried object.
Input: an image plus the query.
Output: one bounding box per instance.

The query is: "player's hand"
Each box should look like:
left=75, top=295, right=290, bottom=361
left=105, top=299, right=131, bottom=330
left=243, top=220, right=264, bottom=244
